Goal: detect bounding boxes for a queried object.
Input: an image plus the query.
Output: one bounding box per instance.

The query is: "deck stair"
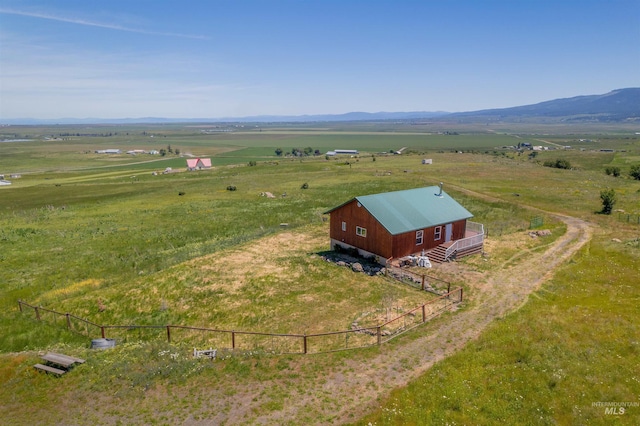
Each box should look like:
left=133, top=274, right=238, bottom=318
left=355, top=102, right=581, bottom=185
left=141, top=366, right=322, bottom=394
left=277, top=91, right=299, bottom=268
left=428, top=221, right=484, bottom=263
left=428, top=245, right=449, bottom=263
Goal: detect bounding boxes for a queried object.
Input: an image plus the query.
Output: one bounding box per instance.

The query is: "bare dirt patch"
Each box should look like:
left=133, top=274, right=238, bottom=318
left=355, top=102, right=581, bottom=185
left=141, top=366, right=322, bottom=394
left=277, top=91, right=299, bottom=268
left=189, top=231, right=325, bottom=293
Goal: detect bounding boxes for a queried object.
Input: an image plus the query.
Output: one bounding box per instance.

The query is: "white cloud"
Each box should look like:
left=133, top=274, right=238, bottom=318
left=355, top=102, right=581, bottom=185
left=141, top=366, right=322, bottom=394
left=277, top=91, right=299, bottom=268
left=0, top=7, right=209, bottom=39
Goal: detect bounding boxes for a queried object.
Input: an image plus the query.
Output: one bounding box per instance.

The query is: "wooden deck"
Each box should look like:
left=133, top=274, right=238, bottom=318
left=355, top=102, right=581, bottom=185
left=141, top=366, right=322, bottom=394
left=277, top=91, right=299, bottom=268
left=427, top=229, right=483, bottom=263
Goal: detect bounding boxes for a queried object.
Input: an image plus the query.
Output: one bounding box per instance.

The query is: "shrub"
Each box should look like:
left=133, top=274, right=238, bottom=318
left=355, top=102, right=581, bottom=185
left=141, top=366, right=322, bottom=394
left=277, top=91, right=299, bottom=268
left=300, top=182, right=309, bottom=189
left=544, top=159, right=571, bottom=169
left=600, top=188, right=616, bottom=215
left=605, top=166, right=621, bottom=177
left=226, top=185, right=237, bottom=191
left=630, top=164, right=640, bottom=180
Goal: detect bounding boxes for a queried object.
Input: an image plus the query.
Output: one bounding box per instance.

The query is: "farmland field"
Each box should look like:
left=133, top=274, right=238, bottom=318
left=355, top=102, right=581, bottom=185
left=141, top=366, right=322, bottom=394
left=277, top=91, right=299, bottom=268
left=0, top=122, right=639, bottom=425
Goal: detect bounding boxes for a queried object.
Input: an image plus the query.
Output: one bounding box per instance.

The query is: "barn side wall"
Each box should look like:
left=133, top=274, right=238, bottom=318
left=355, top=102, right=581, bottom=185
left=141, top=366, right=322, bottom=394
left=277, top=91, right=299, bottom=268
left=328, top=200, right=393, bottom=259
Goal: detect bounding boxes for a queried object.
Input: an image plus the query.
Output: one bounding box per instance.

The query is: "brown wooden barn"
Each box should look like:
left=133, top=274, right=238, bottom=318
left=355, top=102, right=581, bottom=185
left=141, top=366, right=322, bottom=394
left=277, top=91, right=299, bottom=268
left=325, top=185, right=484, bottom=264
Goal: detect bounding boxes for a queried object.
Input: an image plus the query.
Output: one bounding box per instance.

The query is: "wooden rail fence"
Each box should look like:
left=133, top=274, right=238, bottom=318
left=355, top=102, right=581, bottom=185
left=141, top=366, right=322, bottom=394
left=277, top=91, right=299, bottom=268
left=17, top=287, right=462, bottom=355
left=616, top=212, right=640, bottom=224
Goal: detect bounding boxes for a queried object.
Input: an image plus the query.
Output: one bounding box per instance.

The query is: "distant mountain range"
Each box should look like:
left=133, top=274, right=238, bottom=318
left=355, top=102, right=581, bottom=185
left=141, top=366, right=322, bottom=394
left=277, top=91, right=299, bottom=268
left=0, top=111, right=449, bottom=125
left=446, top=88, right=640, bottom=123
left=3, top=88, right=638, bottom=125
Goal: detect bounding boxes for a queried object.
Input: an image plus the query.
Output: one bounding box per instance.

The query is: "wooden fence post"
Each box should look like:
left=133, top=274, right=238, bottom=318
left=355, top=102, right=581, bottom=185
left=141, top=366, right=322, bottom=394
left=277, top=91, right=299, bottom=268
left=66, top=313, right=71, bottom=329
left=422, top=305, right=426, bottom=322
left=101, top=326, right=105, bottom=338
left=421, top=275, right=425, bottom=291
left=18, top=300, right=23, bottom=312
left=166, top=325, right=171, bottom=343
left=35, top=306, right=40, bottom=321
left=376, top=326, right=381, bottom=345
left=231, top=331, right=236, bottom=349
left=303, top=334, right=307, bottom=354
left=460, top=288, right=464, bottom=302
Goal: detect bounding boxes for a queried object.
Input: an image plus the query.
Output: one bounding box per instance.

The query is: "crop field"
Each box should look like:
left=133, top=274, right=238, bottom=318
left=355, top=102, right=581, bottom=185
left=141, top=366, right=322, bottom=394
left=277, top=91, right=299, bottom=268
left=0, top=123, right=639, bottom=425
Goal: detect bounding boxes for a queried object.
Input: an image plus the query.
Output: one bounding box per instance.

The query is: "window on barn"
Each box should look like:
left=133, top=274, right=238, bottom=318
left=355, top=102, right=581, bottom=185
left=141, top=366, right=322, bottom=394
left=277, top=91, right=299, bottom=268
left=356, top=226, right=367, bottom=237
left=434, top=226, right=442, bottom=240
left=342, top=221, right=347, bottom=231
left=416, top=230, right=423, bottom=245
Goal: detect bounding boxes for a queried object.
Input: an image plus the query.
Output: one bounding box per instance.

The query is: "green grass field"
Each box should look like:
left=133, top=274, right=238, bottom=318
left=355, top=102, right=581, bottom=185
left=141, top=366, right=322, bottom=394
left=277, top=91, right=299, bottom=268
left=1, top=122, right=638, bottom=424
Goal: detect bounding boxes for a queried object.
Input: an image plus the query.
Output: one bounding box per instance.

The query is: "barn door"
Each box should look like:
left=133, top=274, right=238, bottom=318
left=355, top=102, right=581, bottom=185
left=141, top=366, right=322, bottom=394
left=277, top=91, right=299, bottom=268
left=445, top=223, right=453, bottom=242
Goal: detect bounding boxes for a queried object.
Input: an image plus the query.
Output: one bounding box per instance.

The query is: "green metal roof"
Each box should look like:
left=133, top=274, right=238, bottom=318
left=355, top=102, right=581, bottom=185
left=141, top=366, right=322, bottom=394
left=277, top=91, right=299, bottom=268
left=336, top=186, right=473, bottom=235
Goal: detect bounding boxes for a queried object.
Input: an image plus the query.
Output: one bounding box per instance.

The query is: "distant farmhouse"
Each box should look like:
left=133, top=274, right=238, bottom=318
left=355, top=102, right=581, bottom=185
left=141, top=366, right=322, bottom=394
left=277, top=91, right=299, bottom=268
left=326, top=149, right=359, bottom=156
left=325, top=185, right=484, bottom=265
left=186, top=158, right=212, bottom=170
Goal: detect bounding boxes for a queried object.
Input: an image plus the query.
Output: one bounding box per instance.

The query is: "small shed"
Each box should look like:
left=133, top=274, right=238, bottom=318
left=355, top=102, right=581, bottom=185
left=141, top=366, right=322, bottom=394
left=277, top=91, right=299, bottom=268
left=422, top=159, right=433, bottom=164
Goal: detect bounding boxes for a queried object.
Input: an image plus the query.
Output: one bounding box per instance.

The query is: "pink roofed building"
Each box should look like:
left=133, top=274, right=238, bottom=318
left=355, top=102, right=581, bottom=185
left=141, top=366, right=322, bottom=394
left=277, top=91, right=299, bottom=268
left=186, top=158, right=212, bottom=170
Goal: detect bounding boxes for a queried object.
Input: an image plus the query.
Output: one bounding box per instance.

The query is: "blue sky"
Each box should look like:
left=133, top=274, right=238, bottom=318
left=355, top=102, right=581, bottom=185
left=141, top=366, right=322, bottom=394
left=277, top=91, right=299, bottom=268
left=1, top=0, right=638, bottom=119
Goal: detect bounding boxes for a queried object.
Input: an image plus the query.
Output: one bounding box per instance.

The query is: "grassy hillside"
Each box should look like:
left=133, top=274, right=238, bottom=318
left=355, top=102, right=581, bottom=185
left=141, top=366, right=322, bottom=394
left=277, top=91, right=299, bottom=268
left=0, top=124, right=638, bottom=424
left=357, top=234, right=640, bottom=425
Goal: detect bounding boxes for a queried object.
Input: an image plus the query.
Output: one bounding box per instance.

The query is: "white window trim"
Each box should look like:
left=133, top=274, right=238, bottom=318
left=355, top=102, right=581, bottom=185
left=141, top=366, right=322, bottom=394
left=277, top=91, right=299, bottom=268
left=356, top=226, right=367, bottom=237
left=342, top=221, right=347, bottom=232
left=416, top=230, right=424, bottom=245
left=434, top=226, right=442, bottom=240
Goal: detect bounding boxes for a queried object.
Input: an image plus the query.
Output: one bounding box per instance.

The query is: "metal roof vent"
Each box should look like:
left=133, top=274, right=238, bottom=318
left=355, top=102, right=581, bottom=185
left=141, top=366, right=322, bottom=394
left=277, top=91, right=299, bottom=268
left=436, top=182, right=444, bottom=197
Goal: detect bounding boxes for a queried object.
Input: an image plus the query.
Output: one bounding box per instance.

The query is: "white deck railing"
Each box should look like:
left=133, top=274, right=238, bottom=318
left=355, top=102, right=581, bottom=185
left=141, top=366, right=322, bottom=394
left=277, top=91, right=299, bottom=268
left=444, top=221, right=484, bottom=260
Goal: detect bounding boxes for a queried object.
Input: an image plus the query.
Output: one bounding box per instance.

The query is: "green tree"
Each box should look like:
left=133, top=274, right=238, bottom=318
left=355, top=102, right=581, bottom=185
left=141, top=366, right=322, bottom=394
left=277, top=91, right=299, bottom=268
left=600, top=188, right=616, bottom=215
left=275, top=148, right=283, bottom=156
left=630, top=164, right=640, bottom=180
